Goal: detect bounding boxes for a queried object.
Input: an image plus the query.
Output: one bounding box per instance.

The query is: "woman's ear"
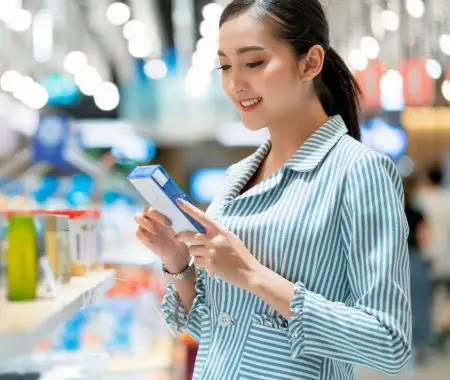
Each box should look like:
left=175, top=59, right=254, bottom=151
left=299, top=45, right=325, bottom=81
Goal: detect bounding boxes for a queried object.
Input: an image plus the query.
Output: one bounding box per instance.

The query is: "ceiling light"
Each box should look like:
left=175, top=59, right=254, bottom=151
left=128, top=40, right=152, bottom=58
left=6, top=9, right=32, bottom=32
left=380, top=70, right=404, bottom=111
left=123, top=20, right=146, bottom=41
left=12, top=76, right=35, bottom=102
left=23, top=83, right=49, bottom=110
left=0, top=1, right=21, bottom=22
left=360, top=36, right=380, bottom=59
left=64, top=51, right=88, bottom=74
left=144, top=59, right=168, bottom=80
left=106, top=2, right=130, bottom=25
left=1, top=70, right=22, bottom=92
left=380, top=70, right=403, bottom=93
left=74, top=65, right=102, bottom=96
left=425, top=59, right=442, bottom=79
left=442, top=80, right=450, bottom=102
left=406, top=0, right=425, bottom=19
left=349, top=49, right=368, bottom=71
left=199, top=19, right=219, bottom=40
left=381, top=10, right=399, bottom=31
left=439, top=34, right=450, bottom=56
left=94, top=82, right=120, bottom=111
left=201, top=3, right=224, bottom=21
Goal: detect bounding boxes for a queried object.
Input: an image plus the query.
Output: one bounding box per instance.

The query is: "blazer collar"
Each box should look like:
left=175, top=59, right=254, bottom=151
left=223, top=115, right=348, bottom=203
left=283, top=114, right=348, bottom=172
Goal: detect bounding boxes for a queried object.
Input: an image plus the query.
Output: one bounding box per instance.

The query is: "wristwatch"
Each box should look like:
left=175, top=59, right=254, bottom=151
left=162, top=257, right=195, bottom=281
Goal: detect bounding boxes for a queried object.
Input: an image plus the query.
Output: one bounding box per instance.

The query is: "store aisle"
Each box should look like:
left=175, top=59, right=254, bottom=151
left=355, top=354, right=450, bottom=379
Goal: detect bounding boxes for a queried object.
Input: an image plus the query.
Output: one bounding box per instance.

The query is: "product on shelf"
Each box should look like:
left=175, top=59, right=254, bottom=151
left=89, top=210, right=103, bottom=272
left=46, top=210, right=101, bottom=276
left=6, top=213, right=38, bottom=301
left=35, top=214, right=71, bottom=285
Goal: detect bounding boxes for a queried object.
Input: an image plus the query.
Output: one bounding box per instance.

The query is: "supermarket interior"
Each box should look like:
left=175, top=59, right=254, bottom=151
left=0, top=0, right=450, bottom=379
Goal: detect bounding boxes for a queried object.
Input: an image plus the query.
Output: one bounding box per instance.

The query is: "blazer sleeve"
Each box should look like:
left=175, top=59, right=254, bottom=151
left=161, top=267, right=208, bottom=342
left=286, top=152, right=412, bottom=375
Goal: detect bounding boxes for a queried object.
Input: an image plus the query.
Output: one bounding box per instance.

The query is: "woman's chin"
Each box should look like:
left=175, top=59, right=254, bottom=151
left=240, top=118, right=266, bottom=132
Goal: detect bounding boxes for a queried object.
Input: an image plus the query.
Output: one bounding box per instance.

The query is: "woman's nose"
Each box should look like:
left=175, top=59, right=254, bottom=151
left=229, top=75, right=247, bottom=95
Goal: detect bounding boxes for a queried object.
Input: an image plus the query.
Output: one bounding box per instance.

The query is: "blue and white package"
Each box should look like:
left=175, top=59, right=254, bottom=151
left=128, top=165, right=206, bottom=234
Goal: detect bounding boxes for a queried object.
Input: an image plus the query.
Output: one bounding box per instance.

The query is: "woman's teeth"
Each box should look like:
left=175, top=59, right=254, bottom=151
left=240, top=97, right=262, bottom=108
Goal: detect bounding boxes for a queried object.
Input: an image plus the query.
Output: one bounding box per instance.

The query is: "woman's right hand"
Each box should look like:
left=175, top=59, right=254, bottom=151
left=134, top=206, right=190, bottom=273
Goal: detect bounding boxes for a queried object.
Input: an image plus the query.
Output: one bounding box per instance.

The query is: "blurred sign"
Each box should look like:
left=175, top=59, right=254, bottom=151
left=41, top=74, right=80, bottom=106
left=399, top=59, right=434, bottom=106
left=361, top=118, right=408, bottom=161
left=401, top=107, right=450, bottom=130
left=190, top=168, right=227, bottom=204
left=31, top=114, right=70, bottom=169
left=355, top=60, right=384, bottom=110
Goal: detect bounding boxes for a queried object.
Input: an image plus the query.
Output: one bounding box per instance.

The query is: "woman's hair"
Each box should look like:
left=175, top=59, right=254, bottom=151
left=219, top=0, right=362, bottom=141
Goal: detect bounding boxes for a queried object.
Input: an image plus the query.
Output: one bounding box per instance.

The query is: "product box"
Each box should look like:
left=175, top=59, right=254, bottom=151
left=128, top=165, right=205, bottom=234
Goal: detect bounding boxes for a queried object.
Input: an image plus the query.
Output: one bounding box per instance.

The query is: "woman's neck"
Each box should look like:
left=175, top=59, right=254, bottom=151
left=265, top=102, right=329, bottom=172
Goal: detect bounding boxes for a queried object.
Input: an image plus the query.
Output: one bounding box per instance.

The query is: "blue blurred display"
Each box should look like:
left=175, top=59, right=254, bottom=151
left=111, top=136, right=157, bottom=163
left=65, top=174, right=94, bottom=206
left=41, top=73, right=80, bottom=106
left=361, top=118, right=408, bottom=161
left=190, top=168, right=227, bottom=204
left=33, top=176, right=60, bottom=204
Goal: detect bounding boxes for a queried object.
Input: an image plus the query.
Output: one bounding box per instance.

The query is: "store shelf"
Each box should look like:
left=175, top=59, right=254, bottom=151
left=0, top=270, right=116, bottom=361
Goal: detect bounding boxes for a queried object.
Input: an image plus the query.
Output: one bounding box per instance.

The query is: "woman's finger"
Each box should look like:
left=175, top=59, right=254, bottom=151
left=176, top=199, right=220, bottom=235
left=144, top=207, right=172, bottom=227
left=136, top=226, right=155, bottom=244
left=188, top=245, right=209, bottom=258
left=176, top=232, right=209, bottom=245
left=134, top=214, right=157, bottom=235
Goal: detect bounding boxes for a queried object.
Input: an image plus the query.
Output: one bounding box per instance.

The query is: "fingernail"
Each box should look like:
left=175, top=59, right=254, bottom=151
left=177, top=198, right=186, bottom=206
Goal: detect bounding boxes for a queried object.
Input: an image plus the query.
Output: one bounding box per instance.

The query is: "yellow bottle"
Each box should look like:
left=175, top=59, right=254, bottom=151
left=7, top=214, right=38, bottom=301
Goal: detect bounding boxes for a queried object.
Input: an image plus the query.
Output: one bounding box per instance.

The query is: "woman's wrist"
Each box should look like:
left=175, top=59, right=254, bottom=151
left=163, top=256, right=191, bottom=274
left=242, top=262, right=265, bottom=292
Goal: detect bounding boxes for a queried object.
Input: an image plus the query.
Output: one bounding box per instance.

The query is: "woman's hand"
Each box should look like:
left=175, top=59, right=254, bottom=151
left=175, top=199, right=261, bottom=290
left=134, top=206, right=190, bottom=273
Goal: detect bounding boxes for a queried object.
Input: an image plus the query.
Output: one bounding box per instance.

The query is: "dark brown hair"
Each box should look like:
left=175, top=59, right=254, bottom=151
left=220, top=0, right=362, bottom=141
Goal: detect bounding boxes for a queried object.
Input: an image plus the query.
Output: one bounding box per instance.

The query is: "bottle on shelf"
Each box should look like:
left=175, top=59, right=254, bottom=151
left=7, top=213, right=38, bottom=301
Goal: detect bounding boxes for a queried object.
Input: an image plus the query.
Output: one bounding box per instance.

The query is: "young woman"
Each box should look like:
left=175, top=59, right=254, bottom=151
left=135, top=0, right=411, bottom=378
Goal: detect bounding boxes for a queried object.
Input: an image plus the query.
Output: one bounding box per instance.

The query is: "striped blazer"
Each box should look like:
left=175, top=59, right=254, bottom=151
left=162, top=115, right=412, bottom=379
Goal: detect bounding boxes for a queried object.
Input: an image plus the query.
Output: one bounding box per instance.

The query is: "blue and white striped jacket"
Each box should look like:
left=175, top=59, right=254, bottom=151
left=162, top=115, right=412, bottom=379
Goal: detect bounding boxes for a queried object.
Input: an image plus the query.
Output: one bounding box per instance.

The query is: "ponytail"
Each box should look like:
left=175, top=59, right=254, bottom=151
left=315, top=47, right=362, bottom=141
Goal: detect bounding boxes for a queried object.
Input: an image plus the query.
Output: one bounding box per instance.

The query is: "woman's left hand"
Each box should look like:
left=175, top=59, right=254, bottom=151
left=175, top=199, right=260, bottom=290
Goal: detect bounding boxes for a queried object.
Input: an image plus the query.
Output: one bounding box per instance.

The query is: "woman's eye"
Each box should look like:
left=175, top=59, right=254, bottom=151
left=218, top=64, right=231, bottom=71
left=246, top=61, right=264, bottom=68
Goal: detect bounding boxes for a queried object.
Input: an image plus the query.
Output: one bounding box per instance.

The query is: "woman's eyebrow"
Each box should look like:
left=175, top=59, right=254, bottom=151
left=218, top=46, right=266, bottom=56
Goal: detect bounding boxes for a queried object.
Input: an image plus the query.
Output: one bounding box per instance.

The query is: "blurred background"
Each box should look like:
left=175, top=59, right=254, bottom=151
left=0, top=0, right=449, bottom=379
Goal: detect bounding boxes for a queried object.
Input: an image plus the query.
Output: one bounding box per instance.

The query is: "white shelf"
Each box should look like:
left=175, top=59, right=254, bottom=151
left=0, top=270, right=115, bottom=361
left=102, top=244, right=162, bottom=268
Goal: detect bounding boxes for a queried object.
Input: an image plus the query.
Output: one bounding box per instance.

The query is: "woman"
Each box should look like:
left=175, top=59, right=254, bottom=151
left=135, top=0, right=411, bottom=379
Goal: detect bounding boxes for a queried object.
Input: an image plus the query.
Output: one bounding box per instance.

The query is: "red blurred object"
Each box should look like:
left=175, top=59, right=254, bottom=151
left=104, top=264, right=166, bottom=298
left=354, top=59, right=384, bottom=110
left=400, top=58, right=434, bottom=106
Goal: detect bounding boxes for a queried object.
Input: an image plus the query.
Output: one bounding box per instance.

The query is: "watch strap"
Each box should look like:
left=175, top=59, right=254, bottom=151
left=162, top=257, right=195, bottom=281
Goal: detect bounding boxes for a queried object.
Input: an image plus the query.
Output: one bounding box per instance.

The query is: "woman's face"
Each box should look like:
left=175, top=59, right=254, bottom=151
left=218, top=11, right=307, bottom=131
